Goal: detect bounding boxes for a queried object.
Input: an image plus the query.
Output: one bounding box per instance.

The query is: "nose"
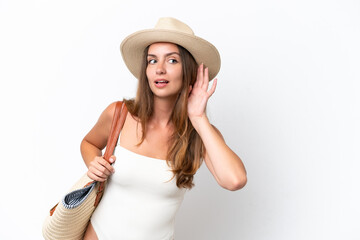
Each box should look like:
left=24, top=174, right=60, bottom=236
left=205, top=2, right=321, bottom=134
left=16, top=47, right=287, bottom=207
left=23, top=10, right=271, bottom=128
left=156, top=61, right=166, bottom=75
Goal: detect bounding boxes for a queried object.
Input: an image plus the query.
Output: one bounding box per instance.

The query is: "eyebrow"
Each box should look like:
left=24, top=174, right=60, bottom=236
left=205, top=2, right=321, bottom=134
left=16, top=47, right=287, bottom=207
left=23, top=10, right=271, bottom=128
left=147, top=52, right=180, bottom=58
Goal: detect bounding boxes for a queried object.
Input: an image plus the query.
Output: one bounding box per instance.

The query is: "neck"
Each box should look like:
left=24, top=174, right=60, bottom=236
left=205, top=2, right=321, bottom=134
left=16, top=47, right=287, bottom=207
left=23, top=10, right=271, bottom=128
left=150, top=96, right=177, bottom=127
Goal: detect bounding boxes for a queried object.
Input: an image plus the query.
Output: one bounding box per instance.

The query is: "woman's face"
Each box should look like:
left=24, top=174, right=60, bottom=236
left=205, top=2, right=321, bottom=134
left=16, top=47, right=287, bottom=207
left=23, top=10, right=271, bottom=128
left=146, top=42, right=183, bottom=100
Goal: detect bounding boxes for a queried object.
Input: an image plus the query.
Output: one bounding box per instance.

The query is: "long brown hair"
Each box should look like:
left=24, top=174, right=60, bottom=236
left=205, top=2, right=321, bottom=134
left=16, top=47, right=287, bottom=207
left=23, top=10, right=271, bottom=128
left=124, top=44, right=204, bottom=189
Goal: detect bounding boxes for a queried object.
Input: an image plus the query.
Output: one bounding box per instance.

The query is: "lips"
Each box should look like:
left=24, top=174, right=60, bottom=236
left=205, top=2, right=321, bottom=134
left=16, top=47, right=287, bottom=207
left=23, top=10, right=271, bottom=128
left=154, top=79, right=169, bottom=88
left=155, top=80, right=169, bottom=84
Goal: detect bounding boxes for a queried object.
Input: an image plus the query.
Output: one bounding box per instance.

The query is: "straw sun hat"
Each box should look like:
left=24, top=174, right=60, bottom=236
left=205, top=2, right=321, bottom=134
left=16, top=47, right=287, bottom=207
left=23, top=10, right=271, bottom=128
left=120, top=17, right=221, bottom=81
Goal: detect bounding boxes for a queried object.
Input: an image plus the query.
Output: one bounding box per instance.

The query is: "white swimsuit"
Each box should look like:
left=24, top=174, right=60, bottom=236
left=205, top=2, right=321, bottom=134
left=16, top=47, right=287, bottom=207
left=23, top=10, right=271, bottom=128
left=91, top=137, right=187, bottom=239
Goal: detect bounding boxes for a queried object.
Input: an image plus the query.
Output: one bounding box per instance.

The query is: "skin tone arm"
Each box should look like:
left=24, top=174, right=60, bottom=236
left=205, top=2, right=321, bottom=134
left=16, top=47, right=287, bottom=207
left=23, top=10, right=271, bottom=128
left=80, top=102, right=117, bottom=182
left=188, top=64, right=247, bottom=191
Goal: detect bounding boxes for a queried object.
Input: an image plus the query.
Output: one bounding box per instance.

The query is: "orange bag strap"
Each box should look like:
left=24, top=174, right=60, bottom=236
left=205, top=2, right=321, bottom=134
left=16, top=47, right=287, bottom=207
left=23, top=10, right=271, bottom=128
left=95, top=101, right=128, bottom=207
left=103, top=101, right=128, bottom=162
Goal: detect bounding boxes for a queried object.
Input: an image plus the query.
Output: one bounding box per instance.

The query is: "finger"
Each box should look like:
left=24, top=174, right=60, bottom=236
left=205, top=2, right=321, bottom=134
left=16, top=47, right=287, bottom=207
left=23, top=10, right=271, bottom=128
left=97, top=163, right=113, bottom=176
left=87, top=170, right=107, bottom=182
left=93, top=158, right=113, bottom=176
left=106, top=155, right=116, bottom=173
left=202, top=67, right=210, bottom=90
left=208, top=78, right=217, bottom=97
left=105, top=155, right=116, bottom=173
left=109, top=155, right=116, bottom=164
left=196, top=63, right=204, bottom=87
left=98, top=156, right=113, bottom=166
left=90, top=164, right=111, bottom=178
left=194, top=65, right=201, bottom=88
left=105, top=162, right=115, bottom=173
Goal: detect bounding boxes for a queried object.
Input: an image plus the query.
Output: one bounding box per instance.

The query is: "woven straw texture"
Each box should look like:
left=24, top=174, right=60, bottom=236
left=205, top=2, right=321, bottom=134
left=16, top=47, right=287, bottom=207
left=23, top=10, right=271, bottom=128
left=120, top=17, right=221, bottom=81
left=42, top=101, right=125, bottom=239
left=42, top=173, right=105, bottom=240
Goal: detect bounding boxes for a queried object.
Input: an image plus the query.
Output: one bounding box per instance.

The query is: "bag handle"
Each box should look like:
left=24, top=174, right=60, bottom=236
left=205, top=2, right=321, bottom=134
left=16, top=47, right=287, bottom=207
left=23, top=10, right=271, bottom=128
left=94, top=101, right=128, bottom=207
left=103, top=101, right=128, bottom=162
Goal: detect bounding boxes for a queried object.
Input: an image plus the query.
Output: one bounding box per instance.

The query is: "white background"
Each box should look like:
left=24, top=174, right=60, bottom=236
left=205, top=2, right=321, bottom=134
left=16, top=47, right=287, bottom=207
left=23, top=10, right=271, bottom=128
left=1, top=0, right=359, bottom=239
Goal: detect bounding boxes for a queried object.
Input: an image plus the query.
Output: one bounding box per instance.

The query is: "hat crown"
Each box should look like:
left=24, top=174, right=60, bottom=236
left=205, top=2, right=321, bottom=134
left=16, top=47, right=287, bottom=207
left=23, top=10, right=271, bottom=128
left=120, top=17, right=220, bottom=81
left=154, top=17, right=194, bottom=35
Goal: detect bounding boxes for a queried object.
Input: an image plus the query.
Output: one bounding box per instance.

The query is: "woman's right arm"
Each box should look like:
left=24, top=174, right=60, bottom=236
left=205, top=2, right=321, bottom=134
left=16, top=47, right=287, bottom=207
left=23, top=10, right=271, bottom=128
left=80, top=102, right=118, bottom=182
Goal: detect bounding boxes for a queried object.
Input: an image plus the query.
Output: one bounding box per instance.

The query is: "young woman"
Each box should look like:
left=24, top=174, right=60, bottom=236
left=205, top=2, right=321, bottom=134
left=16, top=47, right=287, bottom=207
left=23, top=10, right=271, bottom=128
left=81, top=17, right=247, bottom=240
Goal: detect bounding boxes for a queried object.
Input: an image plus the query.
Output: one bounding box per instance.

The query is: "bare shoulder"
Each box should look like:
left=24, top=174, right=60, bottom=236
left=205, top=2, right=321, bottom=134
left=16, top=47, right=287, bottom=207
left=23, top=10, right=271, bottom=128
left=82, top=101, right=121, bottom=150
left=102, top=101, right=118, bottom=121
left=98, top=101, right=124, bottom=132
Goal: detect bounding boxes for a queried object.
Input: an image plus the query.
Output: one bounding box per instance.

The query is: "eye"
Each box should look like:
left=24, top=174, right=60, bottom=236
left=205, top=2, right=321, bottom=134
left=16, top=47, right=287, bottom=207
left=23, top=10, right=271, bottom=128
left=148, top=59, right=156, bottom=64
left=168, top=58, right=178, bottom=64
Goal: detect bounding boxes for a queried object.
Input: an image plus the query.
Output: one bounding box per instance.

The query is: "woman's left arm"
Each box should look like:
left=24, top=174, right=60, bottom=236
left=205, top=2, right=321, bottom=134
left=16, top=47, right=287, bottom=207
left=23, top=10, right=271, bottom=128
left=188, top=64, right=247, bottom=191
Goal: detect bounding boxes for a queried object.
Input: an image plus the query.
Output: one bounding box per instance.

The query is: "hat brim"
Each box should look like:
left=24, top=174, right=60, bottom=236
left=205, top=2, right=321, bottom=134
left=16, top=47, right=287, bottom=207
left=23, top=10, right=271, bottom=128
left=120, top=29, right=221, bottom=81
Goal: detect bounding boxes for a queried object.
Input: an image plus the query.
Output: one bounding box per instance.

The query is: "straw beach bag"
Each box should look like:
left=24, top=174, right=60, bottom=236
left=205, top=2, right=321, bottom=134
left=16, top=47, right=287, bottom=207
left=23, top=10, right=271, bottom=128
left=42, top=101, right=128, bottom=240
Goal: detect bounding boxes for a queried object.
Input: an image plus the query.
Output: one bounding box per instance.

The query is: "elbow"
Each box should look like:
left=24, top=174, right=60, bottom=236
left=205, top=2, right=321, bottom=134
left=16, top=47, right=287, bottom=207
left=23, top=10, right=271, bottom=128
left=224, top=175, right=247, bottom=191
